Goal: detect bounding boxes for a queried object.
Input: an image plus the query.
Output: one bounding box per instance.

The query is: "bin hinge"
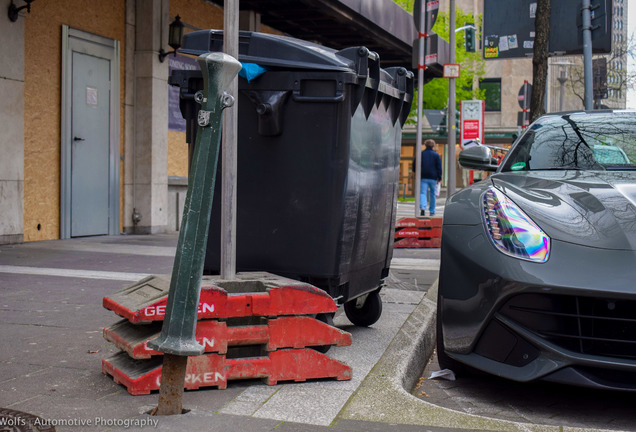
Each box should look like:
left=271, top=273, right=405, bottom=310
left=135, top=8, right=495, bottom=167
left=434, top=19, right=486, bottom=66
left=336, top=46, right=380, bottom=115
left=385, top=67, right=414, bottom=127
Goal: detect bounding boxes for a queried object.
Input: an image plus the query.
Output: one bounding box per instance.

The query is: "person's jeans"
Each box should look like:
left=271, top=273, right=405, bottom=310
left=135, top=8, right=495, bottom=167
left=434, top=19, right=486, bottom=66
left=420, top=178, right=437, bottom=214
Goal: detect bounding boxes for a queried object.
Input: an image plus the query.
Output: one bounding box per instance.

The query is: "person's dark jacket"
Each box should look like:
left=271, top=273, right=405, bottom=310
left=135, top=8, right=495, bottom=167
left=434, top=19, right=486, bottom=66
left=421, top=148, right=442, bottom=181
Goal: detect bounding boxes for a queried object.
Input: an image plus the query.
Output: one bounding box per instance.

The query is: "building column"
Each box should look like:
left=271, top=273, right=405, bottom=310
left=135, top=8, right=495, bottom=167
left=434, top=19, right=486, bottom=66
left=124, top=0, right=170, bottom=234
left=0, top=0, right=25, bottom=244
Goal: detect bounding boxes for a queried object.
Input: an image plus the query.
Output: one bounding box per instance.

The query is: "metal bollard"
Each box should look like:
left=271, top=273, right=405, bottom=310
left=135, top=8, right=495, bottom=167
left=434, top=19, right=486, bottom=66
left=147, top=52, right=241, bottom=415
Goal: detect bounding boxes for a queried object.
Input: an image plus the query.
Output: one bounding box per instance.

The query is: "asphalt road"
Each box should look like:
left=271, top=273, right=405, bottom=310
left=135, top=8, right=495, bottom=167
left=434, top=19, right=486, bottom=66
left=417, top=352, right=636, bottom=431
left=416, top=298, right=636, bottom=431
left=399, top=199, right=636, bottom=432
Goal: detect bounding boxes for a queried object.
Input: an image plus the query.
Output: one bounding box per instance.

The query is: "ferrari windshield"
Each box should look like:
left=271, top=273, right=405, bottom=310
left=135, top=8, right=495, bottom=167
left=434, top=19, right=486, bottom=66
left=502, top=112, right=636, bottom=172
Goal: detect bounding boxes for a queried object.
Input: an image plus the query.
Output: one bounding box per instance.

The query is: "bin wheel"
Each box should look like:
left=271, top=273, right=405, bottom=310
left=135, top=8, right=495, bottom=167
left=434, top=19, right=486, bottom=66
left=344, top=290, right=382, bottom=327
left=312, top=313, right=335, bottom=353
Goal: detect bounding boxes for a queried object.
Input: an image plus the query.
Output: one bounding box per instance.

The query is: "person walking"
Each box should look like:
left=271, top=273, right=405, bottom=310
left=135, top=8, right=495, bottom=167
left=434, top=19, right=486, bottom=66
left=420, top=139, right=442, bottom=217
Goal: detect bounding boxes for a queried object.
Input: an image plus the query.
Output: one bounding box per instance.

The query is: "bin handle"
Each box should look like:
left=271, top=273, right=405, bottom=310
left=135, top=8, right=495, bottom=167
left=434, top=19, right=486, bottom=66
left=291, top=92, right=345, bottom=103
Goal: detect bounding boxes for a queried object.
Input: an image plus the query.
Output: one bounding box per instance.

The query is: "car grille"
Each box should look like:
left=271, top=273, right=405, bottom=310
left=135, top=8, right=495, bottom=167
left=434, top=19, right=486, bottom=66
left=499, top=293, right=636, bottom=360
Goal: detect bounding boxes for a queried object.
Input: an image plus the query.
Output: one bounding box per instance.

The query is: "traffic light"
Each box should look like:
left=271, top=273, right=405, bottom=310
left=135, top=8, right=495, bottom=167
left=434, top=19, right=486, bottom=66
left=455, top=109, right=460, bottom=133
left=465, top=23, right=475, bottom=52
left=438, top=108, right=460, bottom=137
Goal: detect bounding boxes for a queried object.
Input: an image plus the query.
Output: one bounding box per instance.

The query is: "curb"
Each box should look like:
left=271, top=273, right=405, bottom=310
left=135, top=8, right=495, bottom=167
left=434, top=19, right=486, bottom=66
left=338, top=281, right=604, bottom=432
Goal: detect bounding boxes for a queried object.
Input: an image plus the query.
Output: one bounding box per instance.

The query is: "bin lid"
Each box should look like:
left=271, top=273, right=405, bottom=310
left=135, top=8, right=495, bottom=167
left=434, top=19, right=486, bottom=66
left=180, top=30, right=356, bottom=72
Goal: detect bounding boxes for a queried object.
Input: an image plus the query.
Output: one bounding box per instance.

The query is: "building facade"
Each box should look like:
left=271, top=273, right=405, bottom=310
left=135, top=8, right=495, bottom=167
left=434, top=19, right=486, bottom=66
left=399, top=0, right=628, bottom=194
left=0, top=0, right=415, bottom=245
left=457, top=0, right=628, bottom=130
left=548, top=0, right=629, bottom=112
left=2, top=0, right=627, bottom=243
left=1, top=0, right=232, bottom=244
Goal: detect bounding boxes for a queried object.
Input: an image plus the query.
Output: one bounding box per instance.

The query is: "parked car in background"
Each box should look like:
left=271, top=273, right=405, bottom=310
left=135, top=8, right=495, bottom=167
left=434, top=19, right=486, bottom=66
left=437, top=110, right=636, bottom=391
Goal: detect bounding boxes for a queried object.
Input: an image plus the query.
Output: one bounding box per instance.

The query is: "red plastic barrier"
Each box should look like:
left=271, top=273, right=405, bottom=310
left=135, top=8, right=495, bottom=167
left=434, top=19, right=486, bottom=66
left=395, top=217, right=443, bottom=228
left=104, top=316, right=352, bottom=359
left=102, top=272, right=353, bottom=395
left=394, top=227, right=442, bottom=239
left=394, top=237, right=441, bottom=248
left=102, top=349, right=353, bottom=395
left=103, top=275, right=337, bottom=324
left=394, top=217, right=443, bottom=248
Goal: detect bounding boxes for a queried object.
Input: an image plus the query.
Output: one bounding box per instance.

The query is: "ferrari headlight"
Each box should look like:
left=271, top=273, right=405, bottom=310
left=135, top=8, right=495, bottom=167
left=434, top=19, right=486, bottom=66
left=482, top=187, right=550, bottom=263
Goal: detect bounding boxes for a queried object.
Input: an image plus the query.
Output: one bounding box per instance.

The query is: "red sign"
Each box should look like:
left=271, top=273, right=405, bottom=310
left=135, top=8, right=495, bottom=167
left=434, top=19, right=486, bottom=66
left=462, top=120, right=480, bottom=139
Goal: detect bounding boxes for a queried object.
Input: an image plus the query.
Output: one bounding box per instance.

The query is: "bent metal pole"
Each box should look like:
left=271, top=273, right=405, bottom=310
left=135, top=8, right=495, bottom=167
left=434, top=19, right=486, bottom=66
left=148, top=52, right=242, bottom=416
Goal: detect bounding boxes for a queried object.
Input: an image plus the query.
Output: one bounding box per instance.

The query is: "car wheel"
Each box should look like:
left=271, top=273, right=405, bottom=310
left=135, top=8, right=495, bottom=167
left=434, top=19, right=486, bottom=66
left=344, top=290, right=382, bottom=327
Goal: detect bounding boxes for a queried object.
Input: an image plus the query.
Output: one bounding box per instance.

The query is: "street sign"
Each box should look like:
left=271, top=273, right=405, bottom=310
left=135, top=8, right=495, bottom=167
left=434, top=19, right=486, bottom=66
left=517, top=81, right=531, bottom=129
left=443, top=64, right=460, bottom=78
left=517, top=82, right=532, bottom=110
left=413, top=0, right=439, bottom=32
left=423, top=109, right=447, bottom=133
left=413, top=34, right=450, bottom=78
left=517, top=111, right=531, bottom=127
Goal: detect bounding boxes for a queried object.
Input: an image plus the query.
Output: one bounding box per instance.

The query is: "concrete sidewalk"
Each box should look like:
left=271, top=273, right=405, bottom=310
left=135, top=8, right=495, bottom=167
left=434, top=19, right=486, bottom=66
left=0, top=212, right=446, bottom=432
left=0, top=201, right=604, bottom=432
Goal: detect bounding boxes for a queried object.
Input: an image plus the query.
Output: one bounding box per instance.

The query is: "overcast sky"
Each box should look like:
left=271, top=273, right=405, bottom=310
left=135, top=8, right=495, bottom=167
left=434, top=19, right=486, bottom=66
left=627, top=0, right=635, bottom=108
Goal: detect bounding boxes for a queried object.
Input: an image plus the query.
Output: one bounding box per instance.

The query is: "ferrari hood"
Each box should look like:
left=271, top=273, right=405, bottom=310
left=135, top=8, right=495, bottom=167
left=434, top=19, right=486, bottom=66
left=492, top=171, right=636, bottom=251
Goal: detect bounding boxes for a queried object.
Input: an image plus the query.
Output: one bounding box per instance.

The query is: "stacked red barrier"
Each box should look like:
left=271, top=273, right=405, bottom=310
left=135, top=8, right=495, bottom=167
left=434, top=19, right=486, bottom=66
left=101, top=273, right=352, bottom=395
left=394, top=217, right=442, bottom=248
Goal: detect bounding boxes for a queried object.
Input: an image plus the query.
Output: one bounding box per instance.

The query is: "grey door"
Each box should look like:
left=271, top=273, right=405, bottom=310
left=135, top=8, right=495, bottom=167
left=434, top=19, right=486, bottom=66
left=70, top=52, right=111, bottom=237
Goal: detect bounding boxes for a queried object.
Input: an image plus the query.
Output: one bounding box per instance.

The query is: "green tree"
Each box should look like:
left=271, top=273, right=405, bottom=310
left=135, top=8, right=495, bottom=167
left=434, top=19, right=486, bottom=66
left=399, top=4, right=486, bottom=124
left=421, top=8, right=486, bottom=110
left=394, top=0, right=413, bottom=12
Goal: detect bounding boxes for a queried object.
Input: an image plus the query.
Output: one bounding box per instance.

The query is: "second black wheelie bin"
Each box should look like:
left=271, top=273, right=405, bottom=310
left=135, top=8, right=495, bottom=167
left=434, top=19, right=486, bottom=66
left=174, top=30, right=414, bottom=327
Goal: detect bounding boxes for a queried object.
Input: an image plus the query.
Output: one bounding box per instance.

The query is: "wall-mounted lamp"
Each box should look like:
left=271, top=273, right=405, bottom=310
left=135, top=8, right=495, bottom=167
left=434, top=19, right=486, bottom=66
left=8, top=0, right=35, bottom=22
left=159, top=15, right=184, bottom=63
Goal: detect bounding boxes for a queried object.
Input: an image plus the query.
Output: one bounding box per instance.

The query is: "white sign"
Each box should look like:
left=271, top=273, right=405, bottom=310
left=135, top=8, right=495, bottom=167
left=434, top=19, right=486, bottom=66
left=443, top=64, right=460, bottom=78
left=460, top=100, right=485, bottom=148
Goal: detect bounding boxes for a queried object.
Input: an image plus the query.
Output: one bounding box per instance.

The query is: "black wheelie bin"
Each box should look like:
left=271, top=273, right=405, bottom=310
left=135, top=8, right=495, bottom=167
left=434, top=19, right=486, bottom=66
left=174, top=30, right=413, bottom=327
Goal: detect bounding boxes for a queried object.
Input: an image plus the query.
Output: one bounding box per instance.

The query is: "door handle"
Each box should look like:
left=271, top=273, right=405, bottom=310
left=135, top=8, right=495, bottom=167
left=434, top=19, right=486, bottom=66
left=73, top=136, right=85, bottom=142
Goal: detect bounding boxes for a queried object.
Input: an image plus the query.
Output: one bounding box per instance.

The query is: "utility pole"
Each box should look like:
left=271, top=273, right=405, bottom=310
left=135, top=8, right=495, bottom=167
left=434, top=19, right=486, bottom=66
left=447, top=0, right=456, bottom=196
left=221, top=0, right=239, bottom=279
left=582, top=0, right=594, bottom=110
left=414, top=1, right=425, bottom=216
left=558, top=68, right=567, bottom=111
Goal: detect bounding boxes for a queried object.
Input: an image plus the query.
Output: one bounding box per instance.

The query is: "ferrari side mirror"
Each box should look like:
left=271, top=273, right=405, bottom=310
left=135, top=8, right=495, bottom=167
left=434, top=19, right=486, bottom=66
left=458, top=145, right=499, bottom=172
